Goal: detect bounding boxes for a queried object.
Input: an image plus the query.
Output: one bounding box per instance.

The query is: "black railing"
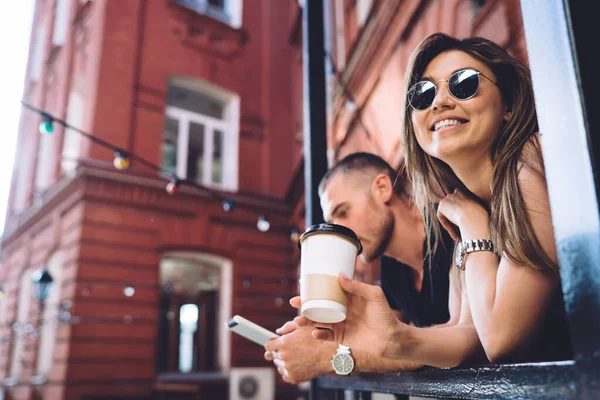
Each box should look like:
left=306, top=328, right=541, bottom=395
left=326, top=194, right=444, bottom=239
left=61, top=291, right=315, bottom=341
left=305, top=0, right=600, bottom=399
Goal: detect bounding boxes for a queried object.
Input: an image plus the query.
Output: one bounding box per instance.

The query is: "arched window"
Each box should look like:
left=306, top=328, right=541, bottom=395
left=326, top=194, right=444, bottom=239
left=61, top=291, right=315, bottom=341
left=9, top=269, right=32, bottom=379
left=35, top=252, right=63, bottom=378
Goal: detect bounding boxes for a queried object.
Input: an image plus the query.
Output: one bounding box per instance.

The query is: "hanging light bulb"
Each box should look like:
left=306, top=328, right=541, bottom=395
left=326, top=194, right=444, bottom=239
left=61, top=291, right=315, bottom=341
left=166, top=178, right=181, bottom=195
left=123, top=284, right=135, bottom=297
left=290, top=227, right=300, bottom=242
left=38, top=113, right=55, bottom=135
left=113, top=151, right=130, bottom=170
left=257, top=215, right=270, bottom=232
left=222, top=199, right=234, bottom=212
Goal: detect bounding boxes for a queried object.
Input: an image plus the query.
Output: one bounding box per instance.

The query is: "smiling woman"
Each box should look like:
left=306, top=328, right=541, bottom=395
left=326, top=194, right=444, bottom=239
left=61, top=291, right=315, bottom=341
left=400, top=32, right=571, bottom=363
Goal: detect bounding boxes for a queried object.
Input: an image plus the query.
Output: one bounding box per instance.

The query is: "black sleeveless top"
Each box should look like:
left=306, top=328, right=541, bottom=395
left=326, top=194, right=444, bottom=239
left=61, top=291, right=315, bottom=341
left=380, top=229, right=454, bottom=327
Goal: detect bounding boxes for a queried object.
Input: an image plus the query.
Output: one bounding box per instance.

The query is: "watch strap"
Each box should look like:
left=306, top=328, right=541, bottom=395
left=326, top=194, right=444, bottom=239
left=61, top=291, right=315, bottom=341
left=457, top=239, right=495, bottom=270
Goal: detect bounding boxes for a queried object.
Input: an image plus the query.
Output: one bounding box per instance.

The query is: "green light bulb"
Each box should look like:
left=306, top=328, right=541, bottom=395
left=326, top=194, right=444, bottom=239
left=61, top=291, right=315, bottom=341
left=38, top=116, right=55, bottom=134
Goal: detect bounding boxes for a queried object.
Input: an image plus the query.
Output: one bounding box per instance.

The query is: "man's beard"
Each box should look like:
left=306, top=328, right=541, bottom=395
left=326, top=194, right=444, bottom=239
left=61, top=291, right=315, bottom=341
left=361, top=212, right=394, bottom=263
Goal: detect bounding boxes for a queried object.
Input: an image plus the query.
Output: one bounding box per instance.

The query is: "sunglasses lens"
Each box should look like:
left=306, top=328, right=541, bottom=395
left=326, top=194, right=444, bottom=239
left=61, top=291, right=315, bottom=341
left=449, top=69, right=480, bottom=100
left=408, top=81, right=436, bottom=110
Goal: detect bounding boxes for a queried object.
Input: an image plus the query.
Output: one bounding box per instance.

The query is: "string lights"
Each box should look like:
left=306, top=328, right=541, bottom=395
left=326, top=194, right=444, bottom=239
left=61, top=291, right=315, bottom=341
left=38, top=113, right=55, bottom=135
left=166, top=178, right=181, bottom=195
left=257, top=215, right=270, bottom=232
left=112, top=151, right=131, bottom=170
left=20, top=101, right=279, bottom=233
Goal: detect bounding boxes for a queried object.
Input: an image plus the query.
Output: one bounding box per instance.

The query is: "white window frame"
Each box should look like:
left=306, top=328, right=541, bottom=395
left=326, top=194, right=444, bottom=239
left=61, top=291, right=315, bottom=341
left=52, top=0, right=70, bottom=46
left=35, top=128, right=54, bottom=192
left=30, top=26, right=47, bottom=82
left=61, top=90, right=84, bottom=175
left=165, top=105, right=238, bottom=191
left=176, top=0, right=243, bottom=29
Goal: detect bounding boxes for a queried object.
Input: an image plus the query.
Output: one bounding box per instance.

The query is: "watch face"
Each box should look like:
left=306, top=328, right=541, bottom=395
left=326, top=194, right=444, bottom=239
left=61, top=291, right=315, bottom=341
left=332, top=353, right=354, bottom=375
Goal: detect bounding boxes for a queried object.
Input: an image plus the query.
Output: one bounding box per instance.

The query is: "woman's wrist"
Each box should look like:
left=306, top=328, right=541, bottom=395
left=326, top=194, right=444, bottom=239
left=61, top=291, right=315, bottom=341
left=459, top=219, right=491, bottom=242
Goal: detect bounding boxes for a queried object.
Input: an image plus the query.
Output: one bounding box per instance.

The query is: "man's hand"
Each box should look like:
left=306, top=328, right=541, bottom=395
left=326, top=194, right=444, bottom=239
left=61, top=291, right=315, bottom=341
left=264, top=323, right=336, bottom=384
left=289, top=274, right=405, bottom=357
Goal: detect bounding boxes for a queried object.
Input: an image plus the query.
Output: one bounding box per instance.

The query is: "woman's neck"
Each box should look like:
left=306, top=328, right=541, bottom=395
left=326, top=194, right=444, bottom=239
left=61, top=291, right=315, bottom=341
left=446, top=152, right=494, bottom=203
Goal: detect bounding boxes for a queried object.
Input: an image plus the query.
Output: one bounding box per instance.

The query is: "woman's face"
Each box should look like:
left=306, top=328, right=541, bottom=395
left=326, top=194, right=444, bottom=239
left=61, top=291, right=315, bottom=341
left=410, top=50, right=507, bottom=164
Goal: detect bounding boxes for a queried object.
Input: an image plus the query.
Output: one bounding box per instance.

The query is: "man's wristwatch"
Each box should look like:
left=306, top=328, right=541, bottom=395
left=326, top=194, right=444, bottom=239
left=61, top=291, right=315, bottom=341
left=455, top=239, right=495, bottom=270
left=331, top=344, right=355, bottom=375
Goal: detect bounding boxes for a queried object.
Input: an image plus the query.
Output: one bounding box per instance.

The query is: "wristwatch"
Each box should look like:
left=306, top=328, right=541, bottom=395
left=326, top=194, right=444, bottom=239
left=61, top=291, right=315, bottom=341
left=455, top=239, right=495, bottom=270
left=331, top=344, right=355, bottom=375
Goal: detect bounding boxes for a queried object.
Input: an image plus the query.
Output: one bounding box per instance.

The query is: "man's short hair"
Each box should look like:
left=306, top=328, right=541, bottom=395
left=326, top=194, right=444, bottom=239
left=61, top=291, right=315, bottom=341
left=318, top=152, right=404, bottom=196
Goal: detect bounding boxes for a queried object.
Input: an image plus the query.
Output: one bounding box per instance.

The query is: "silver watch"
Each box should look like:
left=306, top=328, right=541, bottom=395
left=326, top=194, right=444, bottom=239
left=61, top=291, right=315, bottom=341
left=331, top=344, right=355, bottom=375
left=455, top=239, right=494, bottom=270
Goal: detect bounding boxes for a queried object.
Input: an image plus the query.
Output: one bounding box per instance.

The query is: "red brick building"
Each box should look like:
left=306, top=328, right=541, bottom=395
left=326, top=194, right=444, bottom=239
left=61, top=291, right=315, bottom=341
left=325, top=0, right=529, bottom=283
left=0, top=0, right=305, bottom=399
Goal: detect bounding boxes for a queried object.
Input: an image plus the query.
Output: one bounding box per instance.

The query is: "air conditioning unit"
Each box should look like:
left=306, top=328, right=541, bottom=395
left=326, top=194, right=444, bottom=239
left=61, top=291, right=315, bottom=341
left=229, top=367, right=275, bottom=400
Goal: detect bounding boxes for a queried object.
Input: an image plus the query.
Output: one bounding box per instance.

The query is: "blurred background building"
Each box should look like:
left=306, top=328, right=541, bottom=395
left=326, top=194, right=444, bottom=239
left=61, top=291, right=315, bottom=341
left=0, top=0, right=526, bottom=399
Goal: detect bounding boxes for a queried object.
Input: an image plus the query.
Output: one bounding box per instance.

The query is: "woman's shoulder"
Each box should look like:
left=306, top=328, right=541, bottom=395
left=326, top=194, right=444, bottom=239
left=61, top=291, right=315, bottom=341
left=515, top=133, right=558, bottom=265
left=518, top=132, right=545, bottom=178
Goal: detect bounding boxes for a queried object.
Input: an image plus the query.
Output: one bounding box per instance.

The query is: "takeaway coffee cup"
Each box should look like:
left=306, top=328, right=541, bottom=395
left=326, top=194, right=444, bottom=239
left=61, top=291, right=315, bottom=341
left=297, top=223, right=363, bottom=323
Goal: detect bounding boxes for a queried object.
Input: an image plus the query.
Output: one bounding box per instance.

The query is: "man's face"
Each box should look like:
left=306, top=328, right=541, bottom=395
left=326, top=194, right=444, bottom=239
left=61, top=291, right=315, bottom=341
left=320, top=173, right=394, bottom=262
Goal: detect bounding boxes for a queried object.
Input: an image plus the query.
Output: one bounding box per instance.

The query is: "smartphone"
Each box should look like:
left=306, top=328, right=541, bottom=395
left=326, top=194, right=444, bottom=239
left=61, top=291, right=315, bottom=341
left=227, top=315, right=279, bottom=346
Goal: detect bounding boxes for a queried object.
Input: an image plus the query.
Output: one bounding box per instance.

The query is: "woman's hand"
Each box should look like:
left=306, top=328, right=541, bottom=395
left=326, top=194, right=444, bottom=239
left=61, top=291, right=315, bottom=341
left=437, top=189, right=490, bottom=240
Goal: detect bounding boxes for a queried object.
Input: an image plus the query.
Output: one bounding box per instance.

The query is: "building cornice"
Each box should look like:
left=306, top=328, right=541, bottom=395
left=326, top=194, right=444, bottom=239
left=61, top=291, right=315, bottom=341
left=1, top=164, right=292, bottom=247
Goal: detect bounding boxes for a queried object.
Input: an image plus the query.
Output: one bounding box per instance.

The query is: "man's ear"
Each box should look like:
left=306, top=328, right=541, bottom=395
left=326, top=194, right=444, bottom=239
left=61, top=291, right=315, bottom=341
left=372, top=174, right=394, bottom=203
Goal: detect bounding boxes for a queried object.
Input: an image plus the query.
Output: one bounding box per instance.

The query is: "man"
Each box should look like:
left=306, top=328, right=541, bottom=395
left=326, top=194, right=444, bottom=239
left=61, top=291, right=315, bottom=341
left=265, top=152, right=455, bottom=382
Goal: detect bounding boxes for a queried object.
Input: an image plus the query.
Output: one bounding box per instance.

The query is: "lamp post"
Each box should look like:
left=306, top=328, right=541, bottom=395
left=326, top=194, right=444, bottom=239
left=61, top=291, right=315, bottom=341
left=32, top=269, right=54, bottom=309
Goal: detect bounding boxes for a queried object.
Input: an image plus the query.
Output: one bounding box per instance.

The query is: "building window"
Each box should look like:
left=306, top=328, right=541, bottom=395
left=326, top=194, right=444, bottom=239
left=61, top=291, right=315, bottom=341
left=175, top=0, right=243, bottom=28
left=162, top=77, right=239, bottom=191
left=35, top=252, right=62, bottom=378
left=30, top=26, right=47, bottom=82
left=9, top=270, right=32, bottom=380
left=12, top=140, right=32, bottom=214
left=61, top=90, right=84, bottom=175
left=52, top=0, right=70, bottom=46
left=35, top=127, right=53, bottom=193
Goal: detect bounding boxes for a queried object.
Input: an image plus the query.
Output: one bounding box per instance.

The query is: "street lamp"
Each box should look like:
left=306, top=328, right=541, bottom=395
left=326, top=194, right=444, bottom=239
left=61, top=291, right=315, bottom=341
left=32, top=269, right=54, bottom=304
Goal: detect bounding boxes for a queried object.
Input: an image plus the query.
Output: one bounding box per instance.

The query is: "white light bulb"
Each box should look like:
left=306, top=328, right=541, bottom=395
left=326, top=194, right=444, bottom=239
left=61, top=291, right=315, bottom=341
left=257, top=216, right=270, bottom=232
left=124, top=286, right=135, bottom=297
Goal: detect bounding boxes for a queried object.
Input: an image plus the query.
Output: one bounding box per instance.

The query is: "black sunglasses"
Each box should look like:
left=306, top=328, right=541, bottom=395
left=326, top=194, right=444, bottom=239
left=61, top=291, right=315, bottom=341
left=407, top=68, right=497, bottom=111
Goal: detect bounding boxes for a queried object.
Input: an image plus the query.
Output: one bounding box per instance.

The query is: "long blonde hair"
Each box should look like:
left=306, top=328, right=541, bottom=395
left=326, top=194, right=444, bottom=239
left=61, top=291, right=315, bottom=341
left=401, top=33, right=557, bottom=272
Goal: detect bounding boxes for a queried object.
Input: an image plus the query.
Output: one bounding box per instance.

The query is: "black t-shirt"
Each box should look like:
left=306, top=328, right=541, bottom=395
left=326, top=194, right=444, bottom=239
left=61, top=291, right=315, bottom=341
left=380, top=230, right=454, bottom=327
